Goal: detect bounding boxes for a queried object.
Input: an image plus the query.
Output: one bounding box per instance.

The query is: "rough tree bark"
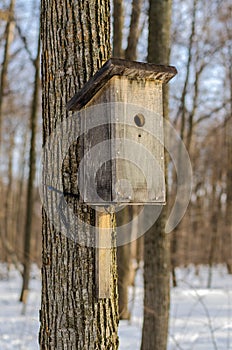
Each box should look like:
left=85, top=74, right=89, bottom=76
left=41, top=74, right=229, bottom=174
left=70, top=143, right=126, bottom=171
left=141, top=0, right=172, bottom=349
left=39, top=1, right=119, bottom=349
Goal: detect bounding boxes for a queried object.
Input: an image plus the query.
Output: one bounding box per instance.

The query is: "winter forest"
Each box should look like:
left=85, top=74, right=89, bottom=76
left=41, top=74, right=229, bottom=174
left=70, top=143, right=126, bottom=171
left=0, top=0, right=232, bottom=349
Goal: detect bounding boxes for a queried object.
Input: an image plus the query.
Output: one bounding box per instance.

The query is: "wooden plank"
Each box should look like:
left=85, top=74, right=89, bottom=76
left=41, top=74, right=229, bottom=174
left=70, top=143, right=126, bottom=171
left=95, top=211, right=112, bottom=298
left=109, top=76, right=165, bottom=204
left=67, top=58, right=177, bottom=111
left=80, top=106, right=112, bottom=203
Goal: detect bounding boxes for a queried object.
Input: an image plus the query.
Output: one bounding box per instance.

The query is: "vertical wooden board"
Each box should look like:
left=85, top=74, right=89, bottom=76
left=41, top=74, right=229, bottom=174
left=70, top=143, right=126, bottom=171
left=81, top=90, right=112, bottom=203
left=95, top=211, right=112, bottom=298
left=110, top=76, right=165, bottom=204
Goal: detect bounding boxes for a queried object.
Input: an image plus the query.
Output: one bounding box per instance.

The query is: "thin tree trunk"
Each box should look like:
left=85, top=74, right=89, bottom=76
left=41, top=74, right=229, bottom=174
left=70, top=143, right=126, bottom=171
left=113, top=0, right=124, bottom=57
left=20, top=31, right=40, bottom=303
left=207, top=183, right=218, bottom=288
left=174, top=0, right=197, bottom=138
left=125, top=0, right=142, bottom=60
left=39, top=1, right=119, bottom=348
left=115, top=2, right=142, bottom=319
left=1, top=127, right=17, bottom=267
left=141, top=0, right=172, bottom=349
left=226, top=46, right=232, bottom=273
left=116, top=206, right=132, bottom=320
left=0, top=3, right=15, bottom=259
left=170, top=0, right=197, bottom=286
left=0, top=0, right=15, bottom=144
left=4, top=129, right=14, bottom=264
left=15, top=129, right=28, bottom=258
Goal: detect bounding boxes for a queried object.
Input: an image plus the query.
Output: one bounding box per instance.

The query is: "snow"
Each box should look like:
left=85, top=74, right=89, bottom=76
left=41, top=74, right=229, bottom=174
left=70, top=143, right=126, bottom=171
left=0, top=265, right=40, bottom=350
left=119, top=265, right=232, bottom=350
left=0, top=264, right=232, bottom=349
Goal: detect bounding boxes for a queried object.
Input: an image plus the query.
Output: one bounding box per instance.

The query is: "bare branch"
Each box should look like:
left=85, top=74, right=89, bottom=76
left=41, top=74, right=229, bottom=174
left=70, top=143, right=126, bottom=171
left=15, top=23, right=34, bottom=64
left=175, top=0, right=198, bottom=139
left=194, top=102, right=229, bottom=126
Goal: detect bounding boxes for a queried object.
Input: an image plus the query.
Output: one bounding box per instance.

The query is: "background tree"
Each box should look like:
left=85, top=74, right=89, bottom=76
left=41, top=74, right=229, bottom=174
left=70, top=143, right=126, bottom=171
left=112, top=0, right=144, bottom=320
left=0, top=0, right=15, bottom=144
left=169, top=0, right=232, bottom=277
left=0, top=0, right=42, bottom=270
left=141, top=0, right=172, bottom=349
left=113, top=0, right=124, bottom=57
left=20, top=28, right=41, bottom=304
left=124, top=0, right=142, bottom=60
left=39, top=0, right=119, bottom=348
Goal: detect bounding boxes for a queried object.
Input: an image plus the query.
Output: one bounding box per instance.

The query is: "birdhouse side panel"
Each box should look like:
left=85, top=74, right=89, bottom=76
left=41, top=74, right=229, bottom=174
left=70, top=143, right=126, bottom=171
left=80, top=88, right=113, bottom=203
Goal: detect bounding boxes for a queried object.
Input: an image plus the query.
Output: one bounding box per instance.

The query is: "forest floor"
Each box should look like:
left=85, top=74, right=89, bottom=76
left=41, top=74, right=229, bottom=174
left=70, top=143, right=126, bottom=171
left=0, top=263, right=232, bottom=349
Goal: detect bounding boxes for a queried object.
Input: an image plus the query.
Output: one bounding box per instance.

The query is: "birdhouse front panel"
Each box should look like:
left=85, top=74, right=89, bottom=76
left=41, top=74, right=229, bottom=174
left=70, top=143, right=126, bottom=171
left=109, top=76, right=165, bottom=204
left=67, top=58, right=177, bottom=205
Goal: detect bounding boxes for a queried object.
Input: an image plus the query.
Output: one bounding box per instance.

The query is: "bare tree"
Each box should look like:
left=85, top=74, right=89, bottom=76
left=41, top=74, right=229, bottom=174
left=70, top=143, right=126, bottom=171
left=141, top=0, right=172, bottom=349
left=113, top=0, right=124, bottom=57
left=113, top=0, right=143, bottom=320
left=0, top=0, right=15, bottom=144
left=125, top=0, right=142, bottom=60
left=20, top=29, right=40, bottom=304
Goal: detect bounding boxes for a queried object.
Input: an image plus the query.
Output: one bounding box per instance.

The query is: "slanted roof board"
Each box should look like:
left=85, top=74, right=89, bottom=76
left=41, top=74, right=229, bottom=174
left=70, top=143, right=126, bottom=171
left=67, top=58, right=177, bottom=111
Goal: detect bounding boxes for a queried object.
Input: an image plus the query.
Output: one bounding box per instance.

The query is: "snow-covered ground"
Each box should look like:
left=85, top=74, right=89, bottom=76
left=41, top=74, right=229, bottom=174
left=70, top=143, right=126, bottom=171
left=0, top=264, right=232, bottom=349
left=120, top=265, right=232, bottom=350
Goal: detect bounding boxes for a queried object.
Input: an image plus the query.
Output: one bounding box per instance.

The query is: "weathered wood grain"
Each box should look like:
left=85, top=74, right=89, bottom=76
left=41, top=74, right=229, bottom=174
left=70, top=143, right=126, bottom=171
left=110, top=76, right=165, bottom=204
left=96, top=211, right=112, bottom=298
left=78, top=75, right=166, bottom=205
left=67, top=58, right=177, bottom=111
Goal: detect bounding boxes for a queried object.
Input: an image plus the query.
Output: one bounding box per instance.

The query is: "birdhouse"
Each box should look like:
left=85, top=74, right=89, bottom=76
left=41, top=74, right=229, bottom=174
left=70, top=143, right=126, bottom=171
left=67, top=58, right=177, bottom=299
left=67, top=58, right=177, bottom=206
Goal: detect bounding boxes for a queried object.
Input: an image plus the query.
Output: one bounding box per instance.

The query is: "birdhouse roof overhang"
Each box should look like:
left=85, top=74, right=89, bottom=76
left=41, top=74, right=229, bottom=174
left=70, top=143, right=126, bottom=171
left=67, top=58, right=177, bottom=111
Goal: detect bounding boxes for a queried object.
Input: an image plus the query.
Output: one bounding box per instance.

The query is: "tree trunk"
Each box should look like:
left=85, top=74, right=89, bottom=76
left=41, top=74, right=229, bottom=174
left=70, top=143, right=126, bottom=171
left=116, top=206, right=132, bottom=320
left=0, top=0, right=15, bottom=144
left=4, top=129, right=14, bottom=263
left=39, top=1, right=119, bottom=349
left=115, top=2, right=142, bottom=320
left=15, top=129, right=28, bottom=258
left=113, top=0, right=124, bottom=57
left=226, top=46, right=232, bottom=273
left=141, top=0, right=172, bottom=349
left=19, top=30, right=40, bottom=304
left=113, top=0, right=141, bottom=320
left=207, top=182, right=218, bottom=288
left=125, top=0, right=142, bottom=60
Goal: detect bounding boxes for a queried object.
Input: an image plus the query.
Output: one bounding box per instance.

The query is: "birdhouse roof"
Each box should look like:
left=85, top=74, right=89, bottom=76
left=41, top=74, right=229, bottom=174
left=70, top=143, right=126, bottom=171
left=67, top=58, right=177, bottom=111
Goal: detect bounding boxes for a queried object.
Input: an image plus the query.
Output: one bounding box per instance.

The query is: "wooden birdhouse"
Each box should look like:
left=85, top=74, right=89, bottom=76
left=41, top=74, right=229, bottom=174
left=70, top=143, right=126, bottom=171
left=67, top=58, right=177, bottom=299
left=67, top=58, right=177, bottom=206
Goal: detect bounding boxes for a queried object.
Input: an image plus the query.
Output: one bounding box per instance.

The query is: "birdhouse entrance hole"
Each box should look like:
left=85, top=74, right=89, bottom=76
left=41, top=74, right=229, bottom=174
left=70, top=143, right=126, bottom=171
left=134, top=113, right=145, bottom=127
